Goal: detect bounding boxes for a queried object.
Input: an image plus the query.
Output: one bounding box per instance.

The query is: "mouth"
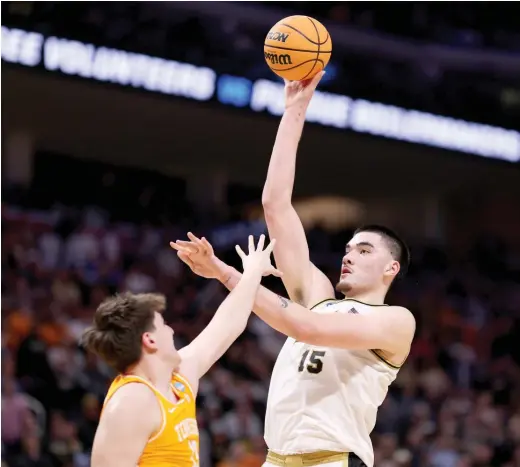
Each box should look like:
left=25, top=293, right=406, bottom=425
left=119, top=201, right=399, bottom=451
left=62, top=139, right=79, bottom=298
left=341, top=265, right=352, bottom=276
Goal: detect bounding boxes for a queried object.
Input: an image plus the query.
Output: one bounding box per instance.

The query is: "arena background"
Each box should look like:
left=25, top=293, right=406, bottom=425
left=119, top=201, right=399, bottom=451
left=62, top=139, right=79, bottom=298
left=2, top=2, right=520, bottom=466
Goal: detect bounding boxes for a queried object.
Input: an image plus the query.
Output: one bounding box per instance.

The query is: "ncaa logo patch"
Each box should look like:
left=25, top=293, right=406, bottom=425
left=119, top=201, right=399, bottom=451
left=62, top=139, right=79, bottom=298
left=174, top=382, right=185, bottom=392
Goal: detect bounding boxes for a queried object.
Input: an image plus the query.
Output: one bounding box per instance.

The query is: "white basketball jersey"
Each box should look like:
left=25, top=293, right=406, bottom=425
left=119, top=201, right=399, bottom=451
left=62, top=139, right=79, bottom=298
left=264, top=299, right=401, bottom=467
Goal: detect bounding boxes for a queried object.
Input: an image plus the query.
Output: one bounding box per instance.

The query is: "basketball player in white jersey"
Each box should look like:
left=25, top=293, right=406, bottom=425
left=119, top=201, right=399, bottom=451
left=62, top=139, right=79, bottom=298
left=171, top=73, right=415, bottom=467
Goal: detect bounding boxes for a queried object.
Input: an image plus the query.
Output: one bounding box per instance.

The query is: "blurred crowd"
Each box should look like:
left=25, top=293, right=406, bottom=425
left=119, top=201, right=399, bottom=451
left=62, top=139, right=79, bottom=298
left=2, top=3, right=520, bottom=464
left=2, top=190, right=520, bottom=466
left=2, top=1, right=519, bottom=128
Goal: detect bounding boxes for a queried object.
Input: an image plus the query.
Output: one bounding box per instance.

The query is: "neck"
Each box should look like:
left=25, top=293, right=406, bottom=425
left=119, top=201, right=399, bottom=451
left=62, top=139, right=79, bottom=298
left=126, top=358, right=174, bottom=396
left=342, top=287, right=388, bottom=305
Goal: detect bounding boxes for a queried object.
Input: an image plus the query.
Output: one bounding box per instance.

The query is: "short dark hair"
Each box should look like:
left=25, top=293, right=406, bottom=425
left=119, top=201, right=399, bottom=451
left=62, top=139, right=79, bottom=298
left=82, top=292, right=166, bottom=373
left=354, top=224, right=410, bottom=278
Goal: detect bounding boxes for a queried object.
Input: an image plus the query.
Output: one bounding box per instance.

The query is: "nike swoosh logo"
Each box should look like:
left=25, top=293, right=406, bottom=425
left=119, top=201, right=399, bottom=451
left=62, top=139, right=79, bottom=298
left=168, top=408, right=176, bottom=413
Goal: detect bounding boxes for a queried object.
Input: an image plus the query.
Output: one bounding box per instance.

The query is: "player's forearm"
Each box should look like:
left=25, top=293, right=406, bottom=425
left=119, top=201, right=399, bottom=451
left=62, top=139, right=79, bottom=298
left=219, top=263, right=310, bottom=339
left=262, top=105, right=308, bottom=206
left=212, top=268, right=262, bottom=330
left=189, top=268, right=262, bottom=376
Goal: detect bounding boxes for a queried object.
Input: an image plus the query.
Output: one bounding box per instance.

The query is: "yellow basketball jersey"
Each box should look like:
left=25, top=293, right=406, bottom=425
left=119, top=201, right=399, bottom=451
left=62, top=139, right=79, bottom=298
left=103, top=373, right=199, bottom=467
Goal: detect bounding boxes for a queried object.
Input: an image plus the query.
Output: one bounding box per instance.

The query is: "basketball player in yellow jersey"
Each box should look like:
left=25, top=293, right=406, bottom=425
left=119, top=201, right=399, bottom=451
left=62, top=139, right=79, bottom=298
left=82, top=235, right=280, bottom=467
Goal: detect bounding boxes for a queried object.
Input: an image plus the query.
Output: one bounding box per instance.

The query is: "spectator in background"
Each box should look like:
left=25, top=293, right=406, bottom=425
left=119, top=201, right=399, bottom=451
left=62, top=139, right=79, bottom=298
left=1, top=362, right=30, bottom=451
left=9, top=434, right=54, bottom=467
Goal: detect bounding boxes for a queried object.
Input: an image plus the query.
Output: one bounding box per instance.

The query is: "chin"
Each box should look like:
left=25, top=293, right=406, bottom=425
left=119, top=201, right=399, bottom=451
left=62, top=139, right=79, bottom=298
left=335, top=280, right=353, bottom=295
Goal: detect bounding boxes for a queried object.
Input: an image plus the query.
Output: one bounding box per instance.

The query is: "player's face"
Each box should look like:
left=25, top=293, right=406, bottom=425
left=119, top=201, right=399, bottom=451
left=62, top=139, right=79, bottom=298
left=148, top=312, right=181, bottom=369
left=336, top=231, right=400, bottom=295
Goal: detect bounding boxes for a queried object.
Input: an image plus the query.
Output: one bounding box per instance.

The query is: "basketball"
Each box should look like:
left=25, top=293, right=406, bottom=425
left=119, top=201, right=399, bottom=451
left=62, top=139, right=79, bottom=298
left=264, top=15, right=332, bottom=82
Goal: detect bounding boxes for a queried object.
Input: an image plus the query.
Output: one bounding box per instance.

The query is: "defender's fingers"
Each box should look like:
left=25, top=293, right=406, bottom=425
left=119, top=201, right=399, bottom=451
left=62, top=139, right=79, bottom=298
left=235, top=245, right=246, bottom=260
left=256, top=234, right=266, bottom=251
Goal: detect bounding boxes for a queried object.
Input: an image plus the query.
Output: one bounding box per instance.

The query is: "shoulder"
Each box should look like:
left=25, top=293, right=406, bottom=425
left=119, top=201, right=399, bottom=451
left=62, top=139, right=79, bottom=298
left=386, top=306, right=416, bottom=330
left=379, top=306, right=416, bottom=353
left=372, top=305, right=415, bottom=336
left=103, top=382, right=161, bottom=427
left=93, top=383, right=161, bottom=462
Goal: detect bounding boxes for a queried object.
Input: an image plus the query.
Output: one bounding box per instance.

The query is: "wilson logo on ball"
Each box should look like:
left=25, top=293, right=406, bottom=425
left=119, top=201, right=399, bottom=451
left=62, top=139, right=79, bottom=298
left=266, top=31, right=290, bottom=43
left=264, top=52, right=292, bottom=66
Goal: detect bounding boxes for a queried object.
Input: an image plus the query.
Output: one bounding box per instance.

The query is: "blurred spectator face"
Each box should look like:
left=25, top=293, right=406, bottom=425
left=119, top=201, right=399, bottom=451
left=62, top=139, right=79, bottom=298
left=81, top=394, right=100, bottom=421
left=336, top=231, right=400, bottom=294
left=22, top=434, right=42, bottom=459
left=90, top=286, right=108, bottom=308
left=378, top=433, right=398, bottom=459
left=2, top=353, right=15, bottom=378
left=1, top=377, right=29, bottom=445
left=457, top=455, right=472, bottom=467
left=2, top=377, right=16, bottom=397
left=513, top=445, right=520, bottom=465
left=507, top=414, right=520, bottom=442
left=470, top=443, right=492, bottom=465
left=124, top=266, right=155, bottom=294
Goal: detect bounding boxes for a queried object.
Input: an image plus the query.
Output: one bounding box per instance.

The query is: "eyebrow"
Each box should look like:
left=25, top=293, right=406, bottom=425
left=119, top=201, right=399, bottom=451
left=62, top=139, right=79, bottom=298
left=345, top=241, right=375, bottom=251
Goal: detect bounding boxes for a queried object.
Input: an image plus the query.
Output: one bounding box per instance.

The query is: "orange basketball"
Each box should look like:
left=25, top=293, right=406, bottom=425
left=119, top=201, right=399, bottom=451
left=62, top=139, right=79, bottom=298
left=264, top=15, right=332, bottom=81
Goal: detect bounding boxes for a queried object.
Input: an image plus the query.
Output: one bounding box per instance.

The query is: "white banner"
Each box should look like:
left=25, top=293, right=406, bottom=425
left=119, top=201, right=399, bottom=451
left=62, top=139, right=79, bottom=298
left=2, top=26, right=519, bottom=162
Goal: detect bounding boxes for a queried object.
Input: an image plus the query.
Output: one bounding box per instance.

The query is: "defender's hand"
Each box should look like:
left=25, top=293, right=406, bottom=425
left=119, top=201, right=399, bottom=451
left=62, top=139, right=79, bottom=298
left=235, top=235, right=283, bottom=278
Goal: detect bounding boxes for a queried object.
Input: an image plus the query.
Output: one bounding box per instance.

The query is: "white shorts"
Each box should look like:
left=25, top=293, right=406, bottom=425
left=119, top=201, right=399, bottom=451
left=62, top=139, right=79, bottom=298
left=263, top=451, right=366, bottom=467
left=263, top=461, right=348, bottom=467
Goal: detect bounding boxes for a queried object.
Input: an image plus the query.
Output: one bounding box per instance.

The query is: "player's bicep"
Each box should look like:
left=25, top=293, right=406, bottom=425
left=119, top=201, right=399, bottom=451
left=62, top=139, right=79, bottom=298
left=299, top=307, right=415, bottom=354
left=264, top=204, right=333, bottom=306
left=91, top=384, right=160, bottom=467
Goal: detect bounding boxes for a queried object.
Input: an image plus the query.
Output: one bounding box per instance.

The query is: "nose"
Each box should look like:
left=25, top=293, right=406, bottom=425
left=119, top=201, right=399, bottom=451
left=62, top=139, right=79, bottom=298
left=343, top=252, right=354, bottom=265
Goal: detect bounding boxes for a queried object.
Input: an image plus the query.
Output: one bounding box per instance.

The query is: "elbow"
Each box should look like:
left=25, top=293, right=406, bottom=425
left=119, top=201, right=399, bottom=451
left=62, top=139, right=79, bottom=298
left=262, top=194, right=278, bottom=210
left=234, top=314, right=250, bottom=336
left=262, top=187, right=292, bottom=211
left=262, top=196, right=290, bottom=215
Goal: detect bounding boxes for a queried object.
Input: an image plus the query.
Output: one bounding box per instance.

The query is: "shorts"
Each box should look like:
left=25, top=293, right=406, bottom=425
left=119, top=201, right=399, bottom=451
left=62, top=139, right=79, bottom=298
left=263, top=450, right=368, bottom=467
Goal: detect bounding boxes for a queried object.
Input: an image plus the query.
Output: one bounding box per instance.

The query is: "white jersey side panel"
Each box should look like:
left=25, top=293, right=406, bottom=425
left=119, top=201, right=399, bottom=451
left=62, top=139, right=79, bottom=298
left=264, top=300, right=400, bottom=467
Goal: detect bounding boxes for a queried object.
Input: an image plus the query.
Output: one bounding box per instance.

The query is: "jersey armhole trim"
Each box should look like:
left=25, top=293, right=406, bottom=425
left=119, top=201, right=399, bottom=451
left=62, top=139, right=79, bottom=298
left=310, top=298, right=338, bottom=310
left=370, top=349, right=407, bottom=369
left=310, top=298, right=390, bottom=310
left=147, top=398, right=167, bottom=443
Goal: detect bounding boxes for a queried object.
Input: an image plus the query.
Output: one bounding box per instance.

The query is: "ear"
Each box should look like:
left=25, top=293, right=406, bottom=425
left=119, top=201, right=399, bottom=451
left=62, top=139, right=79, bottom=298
left=385, top=260, right=400, bottom=279
left=142, top=332, right=157, bottom=352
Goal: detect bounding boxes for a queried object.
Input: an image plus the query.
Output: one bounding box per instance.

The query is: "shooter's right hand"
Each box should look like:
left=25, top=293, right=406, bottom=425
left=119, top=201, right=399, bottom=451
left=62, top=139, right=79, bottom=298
left=284, top=70, right=325, bottom=110
left=170, top=233, right=225, bottom=280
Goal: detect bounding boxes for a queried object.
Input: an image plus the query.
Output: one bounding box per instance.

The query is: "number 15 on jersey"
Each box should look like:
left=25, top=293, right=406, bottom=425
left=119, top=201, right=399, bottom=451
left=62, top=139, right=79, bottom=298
left=298, top=350, right=326, bottom=374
